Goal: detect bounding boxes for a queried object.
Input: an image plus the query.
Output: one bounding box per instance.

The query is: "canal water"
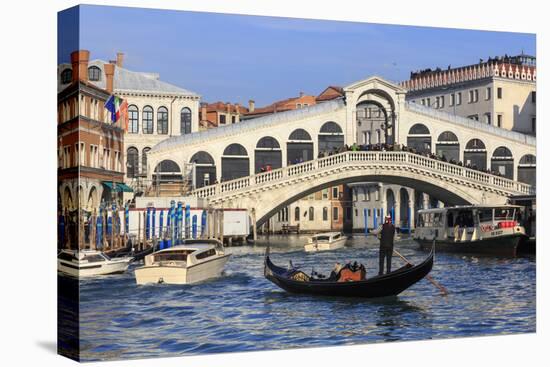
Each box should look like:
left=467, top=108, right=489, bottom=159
left=63, top=235, right=536, bottom=362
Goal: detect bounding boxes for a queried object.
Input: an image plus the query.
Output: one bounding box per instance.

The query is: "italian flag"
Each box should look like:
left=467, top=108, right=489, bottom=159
left=105, top=95, right=129, bottom=131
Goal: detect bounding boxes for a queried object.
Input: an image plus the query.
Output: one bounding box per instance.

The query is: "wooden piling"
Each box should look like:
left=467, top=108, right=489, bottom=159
left=219, top=209, right=224, bottom=244
left=142, top=209, right=147, bottom=251
left=137, top=211, right=141, bottom=252
left=252, top=208, right=257, bottom=241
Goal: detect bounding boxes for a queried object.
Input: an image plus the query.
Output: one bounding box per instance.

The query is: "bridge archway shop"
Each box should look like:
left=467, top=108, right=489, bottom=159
left=190, top=151, right=216, bottom=188
left=287, top=129, right=313, bottom=164
left=491, top=146, right=514, bottom=180
left=255, top=136, right=282, bottom=173
left=407, top=123, right=432, bottom=154
left=436, top=131, right=460, bottom=162
left=153, top=160, right=183, bottom=183
left=464, top=139, right=487, bottom=170
left=222, top=143, right=249, bottom=181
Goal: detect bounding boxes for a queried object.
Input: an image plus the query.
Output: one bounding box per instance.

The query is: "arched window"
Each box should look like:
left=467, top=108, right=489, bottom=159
left=154, top=160, right=183, bottom=183
left=408, top=123, right=430, bottom=135
left=323, top=207, right=328, bottom=221
left=518, top=154, right=536, bottom=186
left=491, top=146, right=514, bottom=179
left=289, top=129, right=312, bottom=141
left=464, top=139, right=487, bottom=170
left=407, top=123, right=431, bottom=154
left=320, top=121, right=343, bottom=133
left=190, top=151, right=215, bottom=164
left=181, top=107, right=192, bottom=135
left=157, top=106, right=168, bottom=134
left=436, top=131, right=459, bottom=161
left=256, top=136, right=281, bottom=149
left=142, top=147, right=151, bottom=176
left=255, top=137, right=282, bottom=173
left=223, top=144, right=248, bottom=156
left=222, top=144, right=249, bottom=181
left=465, top=138, right=486, bottom=150
left=190, top=151, right=216, bottom=188
left=61, top=69, right=72, bottom=84
left=437, top=131, right=458, bottom=142
left=308, top=207, right=314, bottom=221
left=128, top=105, right=139, bottom=133
left=288, top=129, right=313, bottom=164
left=319, top=121, right=344, bottom=153
left=88, top=66, right=101, bottom=81
left=519, top=154, right=536, bottom=165
left=142, top=106, right=153, bottom=134
left=294, top=207, right=300, bottom=221
left=126, top=147, right=139, bottom=178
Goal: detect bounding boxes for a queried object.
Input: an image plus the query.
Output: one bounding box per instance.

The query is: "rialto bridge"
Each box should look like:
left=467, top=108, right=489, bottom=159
left=146, top=76, right=536, bottom=224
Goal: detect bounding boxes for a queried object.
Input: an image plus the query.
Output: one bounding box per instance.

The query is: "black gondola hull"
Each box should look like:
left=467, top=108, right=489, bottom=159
left=264, top=247, right=434, bottom=298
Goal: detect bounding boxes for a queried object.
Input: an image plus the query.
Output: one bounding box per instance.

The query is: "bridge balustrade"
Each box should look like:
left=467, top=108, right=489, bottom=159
left=190, top=151, right=535, bottom=199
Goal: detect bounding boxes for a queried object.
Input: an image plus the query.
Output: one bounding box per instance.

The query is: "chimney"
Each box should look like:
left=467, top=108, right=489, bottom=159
left=201, top=104, right=207, bottom=122
left=226, top=102, right=231, bottom=114
left=116, top=52, right=124, bottom=68
left=299, top=91, right=304, bottom=98
left=70, top=50, right=90, bottom=83
left=248, top=99, right=255, bottom=113
left=235, top=103, right=240, bottom=114
left=104, top=63, right=115, bottom=94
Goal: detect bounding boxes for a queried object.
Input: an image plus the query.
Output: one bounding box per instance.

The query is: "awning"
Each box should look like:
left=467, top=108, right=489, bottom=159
left=101, top=181, right=133, bottom=193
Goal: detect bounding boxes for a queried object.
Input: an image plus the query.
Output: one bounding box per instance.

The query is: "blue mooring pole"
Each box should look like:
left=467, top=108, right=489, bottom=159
left=407, top=206, right=411, bottom=234
left=177, top=201, right=183, bottom=244
left=364, top=208, right=368, bottom=234
left=192, top=215, right=197, bottom=239
left=169, top=200, right=175, bottom=248
left=201, top=210, right=207, bottom=238
left=152, top=207, right=156, bottom=239
left=391, top=206, right=395, bottom=224
left=185, top=204, right=191, bottom=239
left=159, top=210, right=164, bottom=250
left=373, top=208, right=378, bottom=229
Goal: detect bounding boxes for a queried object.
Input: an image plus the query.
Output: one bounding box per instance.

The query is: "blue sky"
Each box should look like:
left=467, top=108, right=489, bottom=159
left=58, top=5, right=536, bottom=107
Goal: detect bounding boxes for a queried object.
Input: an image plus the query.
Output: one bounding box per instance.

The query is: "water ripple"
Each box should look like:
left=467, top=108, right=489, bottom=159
left=63, top=235, right=535, bottom=362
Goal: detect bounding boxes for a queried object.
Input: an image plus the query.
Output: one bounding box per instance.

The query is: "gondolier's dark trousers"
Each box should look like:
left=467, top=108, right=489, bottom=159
left=379, top=247, right=393, bottom=275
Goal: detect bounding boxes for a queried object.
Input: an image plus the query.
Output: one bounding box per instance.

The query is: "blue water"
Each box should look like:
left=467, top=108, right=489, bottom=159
left=68, top=235, right=536, bottom=361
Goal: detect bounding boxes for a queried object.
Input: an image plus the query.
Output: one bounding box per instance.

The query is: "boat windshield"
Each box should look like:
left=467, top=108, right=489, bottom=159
left=154, top=250, right=191, bottom=263
left=494, top=207, right=515, bottom=221
left=84, top=254, right=106, bottom=263
left=58, top=252, right=77, bottom=262
left=314, top=236, right=330, bottom=241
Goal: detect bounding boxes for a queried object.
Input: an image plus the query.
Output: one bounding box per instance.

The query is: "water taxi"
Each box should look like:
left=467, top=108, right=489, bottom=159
left=57, top=249, right=133, bottom=277
left=304, top=232, right=347, bottom=252
left=134, top=239, right=230, bottom=285
left=414, top=205, right=525, bottom=256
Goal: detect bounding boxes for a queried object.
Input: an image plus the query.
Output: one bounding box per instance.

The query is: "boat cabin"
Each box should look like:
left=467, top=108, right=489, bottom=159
left=144, top=241, right=223, bottom=267
left=415, top=205, right=522, bottom=242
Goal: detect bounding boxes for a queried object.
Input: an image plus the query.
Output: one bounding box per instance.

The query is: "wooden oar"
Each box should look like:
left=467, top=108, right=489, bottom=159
left=393, top=248, right=448, bottom=296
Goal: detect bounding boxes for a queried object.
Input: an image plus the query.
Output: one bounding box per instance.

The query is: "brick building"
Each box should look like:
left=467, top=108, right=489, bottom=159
left=58, top=50, right=127, bottom=216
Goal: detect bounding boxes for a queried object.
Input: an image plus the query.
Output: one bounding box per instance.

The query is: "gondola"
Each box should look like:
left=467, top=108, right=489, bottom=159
left=264, top=244, right=434, bottom=298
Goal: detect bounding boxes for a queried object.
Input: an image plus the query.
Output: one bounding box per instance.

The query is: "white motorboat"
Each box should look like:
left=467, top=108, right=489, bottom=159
left=57, top=249, right=133, bottom=277
left=304, top=232, right=347, bottom=252
left=134, top=239, right=231, bottom=285
left=414, top=205, right=526, bottom=256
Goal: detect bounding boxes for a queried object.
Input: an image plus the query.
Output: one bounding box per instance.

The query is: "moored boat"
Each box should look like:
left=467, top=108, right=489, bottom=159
left=134, top=239, right=231, bottom=285
left=57, top=249, right=133, bottom=277
left=264, top=244, right=434, bottom=298
left=414, top=205, right=525, bottom=256
left=304, top=232, right=347, bottom=252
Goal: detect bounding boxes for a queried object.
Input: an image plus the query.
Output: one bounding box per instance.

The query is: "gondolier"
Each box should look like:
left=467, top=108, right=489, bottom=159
left=373, top=215, right=395, bottom=275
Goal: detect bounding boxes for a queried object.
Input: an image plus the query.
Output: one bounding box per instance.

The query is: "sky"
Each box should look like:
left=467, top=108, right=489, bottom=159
left=58, top=5, right=536, bottom=107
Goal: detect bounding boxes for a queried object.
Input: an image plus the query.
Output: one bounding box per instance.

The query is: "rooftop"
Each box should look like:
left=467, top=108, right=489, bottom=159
left=58, top=60, right=199, bottom=98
